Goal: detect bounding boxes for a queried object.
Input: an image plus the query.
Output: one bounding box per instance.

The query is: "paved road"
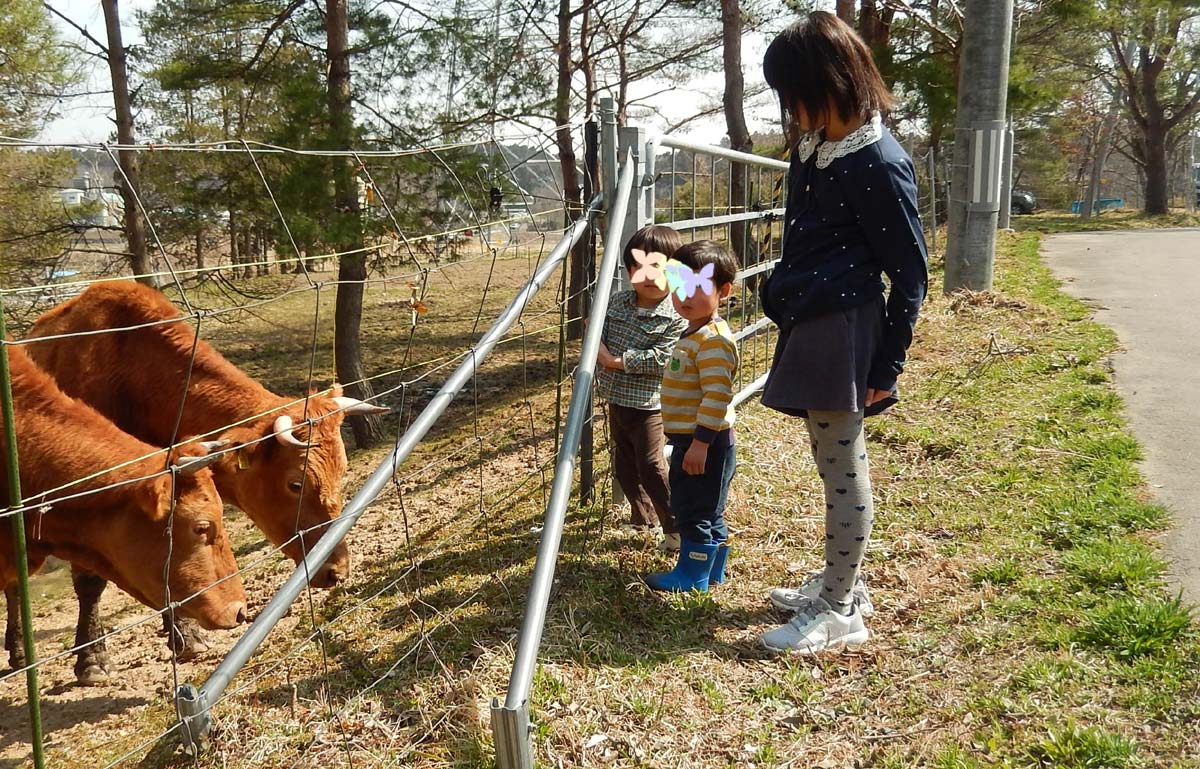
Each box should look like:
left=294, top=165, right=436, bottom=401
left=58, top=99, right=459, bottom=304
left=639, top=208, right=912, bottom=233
left=1043, top=229, right=1200, bottom=605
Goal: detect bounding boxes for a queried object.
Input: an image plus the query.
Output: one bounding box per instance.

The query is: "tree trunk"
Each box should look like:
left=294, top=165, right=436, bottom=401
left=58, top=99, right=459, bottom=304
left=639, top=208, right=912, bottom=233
left=557, top=0, right=585, bottom=341
left=195, top=230, right=205, bottom=270
left=1082, top=104, right=1119, bottom=220
left=240, top=228, right=252, bottom=279
left=328, top=0, right=384, bottom=447
left=721, top=0, right=754, bottom=288
left=858, top=0, right=893, bottom=52
left=229, top=210, right=239, bottom=270
left=101, top=0, right=152, bottom=285
left=1144, top=122, right=1170, bottom=215
left=836, top=0, right=855, bottom=24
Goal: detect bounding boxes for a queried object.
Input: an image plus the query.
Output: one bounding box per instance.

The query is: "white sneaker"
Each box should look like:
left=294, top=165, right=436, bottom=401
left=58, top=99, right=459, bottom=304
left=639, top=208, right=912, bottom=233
left=769, top=571, right=874, bottom=617
left=760, top=597, right=870, bottom=655
left=657, top=532, right=681, bottom=552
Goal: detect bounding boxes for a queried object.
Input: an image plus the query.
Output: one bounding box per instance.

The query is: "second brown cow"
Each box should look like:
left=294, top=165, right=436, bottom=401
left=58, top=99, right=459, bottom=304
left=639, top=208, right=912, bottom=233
left=2, top=346, right=247, bottom=681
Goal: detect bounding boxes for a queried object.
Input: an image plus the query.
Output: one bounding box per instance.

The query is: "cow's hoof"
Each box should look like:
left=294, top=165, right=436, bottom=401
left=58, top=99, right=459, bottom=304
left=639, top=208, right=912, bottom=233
left=174, top=639, right=210, bottom=662
left=7, top=650, right=26, bottom=671
left=169, top=622, right=210, bottom=662
left=75, top=663, right=110, bottom=686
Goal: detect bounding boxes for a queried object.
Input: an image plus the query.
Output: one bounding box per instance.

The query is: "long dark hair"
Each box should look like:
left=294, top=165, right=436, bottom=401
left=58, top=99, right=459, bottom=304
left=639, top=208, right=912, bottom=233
left=763, top=12, right=895, bottom=148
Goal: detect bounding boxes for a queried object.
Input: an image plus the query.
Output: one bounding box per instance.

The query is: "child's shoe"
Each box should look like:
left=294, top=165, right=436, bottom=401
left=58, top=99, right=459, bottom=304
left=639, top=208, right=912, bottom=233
left=768, top=571, right=874, bottom=617
left=657, top=532, right=681, bottom=552
left=646, top=539, right=717, bottom=592
left=760, top=597, right=869, bottom=654
left=709, top=539, right=731, bottom=585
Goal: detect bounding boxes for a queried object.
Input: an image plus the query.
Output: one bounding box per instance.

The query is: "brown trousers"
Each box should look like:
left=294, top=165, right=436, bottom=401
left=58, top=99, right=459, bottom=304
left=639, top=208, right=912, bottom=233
left=608, top=404, right=675, bottom=534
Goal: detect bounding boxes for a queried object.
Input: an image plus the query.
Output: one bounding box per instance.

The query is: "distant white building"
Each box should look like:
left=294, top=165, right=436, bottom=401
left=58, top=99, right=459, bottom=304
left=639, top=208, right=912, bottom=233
left=57, top=180, right=123, bottom=227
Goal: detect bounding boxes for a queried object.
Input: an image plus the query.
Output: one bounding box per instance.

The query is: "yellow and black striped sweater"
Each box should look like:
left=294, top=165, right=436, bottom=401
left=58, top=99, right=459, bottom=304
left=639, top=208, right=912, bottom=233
left=660, top=318, right=738, bottom=442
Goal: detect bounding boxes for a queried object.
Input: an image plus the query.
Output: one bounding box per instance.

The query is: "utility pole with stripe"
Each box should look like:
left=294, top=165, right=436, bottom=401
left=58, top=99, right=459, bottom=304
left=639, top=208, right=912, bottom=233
left=944, top=0, right=1014, bottom=292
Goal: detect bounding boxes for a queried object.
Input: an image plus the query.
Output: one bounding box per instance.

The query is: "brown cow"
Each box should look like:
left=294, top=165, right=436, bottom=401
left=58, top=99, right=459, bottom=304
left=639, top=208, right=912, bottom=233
left=26, top=281, right=385, bottom=682
left=2, top=345, right=247, bottom=680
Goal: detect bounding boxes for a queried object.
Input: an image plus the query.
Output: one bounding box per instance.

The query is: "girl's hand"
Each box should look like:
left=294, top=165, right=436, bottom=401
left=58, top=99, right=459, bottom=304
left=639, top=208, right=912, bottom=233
left=683, top=441, right=709, bottom=475
left=866, top=388, right=891, bottom=407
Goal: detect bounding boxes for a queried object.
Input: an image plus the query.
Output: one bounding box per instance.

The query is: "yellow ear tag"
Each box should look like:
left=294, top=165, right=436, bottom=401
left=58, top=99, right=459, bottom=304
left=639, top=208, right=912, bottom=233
left=237, top=451, right=251, bottom=470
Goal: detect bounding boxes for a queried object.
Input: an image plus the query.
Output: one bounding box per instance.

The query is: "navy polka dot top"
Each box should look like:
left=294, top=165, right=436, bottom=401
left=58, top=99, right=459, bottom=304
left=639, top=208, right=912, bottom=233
left=760, top=115, right=929, bottom=393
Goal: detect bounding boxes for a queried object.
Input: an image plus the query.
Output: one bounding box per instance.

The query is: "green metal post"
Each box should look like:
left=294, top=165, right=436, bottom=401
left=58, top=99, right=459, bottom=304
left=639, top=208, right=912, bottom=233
left=0, top=302, right=46, bottom=769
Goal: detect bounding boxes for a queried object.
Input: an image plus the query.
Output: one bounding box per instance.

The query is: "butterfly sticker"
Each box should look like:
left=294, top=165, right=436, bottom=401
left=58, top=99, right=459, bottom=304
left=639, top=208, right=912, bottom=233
left=664, top=259, right=715, bottom=300
left=629, top=249, right=668, bottom=290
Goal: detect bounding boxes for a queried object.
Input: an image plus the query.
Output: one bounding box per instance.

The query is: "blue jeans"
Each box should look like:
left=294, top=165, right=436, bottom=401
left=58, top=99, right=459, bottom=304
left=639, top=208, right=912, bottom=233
left=667, top=431, right=736, bottom=544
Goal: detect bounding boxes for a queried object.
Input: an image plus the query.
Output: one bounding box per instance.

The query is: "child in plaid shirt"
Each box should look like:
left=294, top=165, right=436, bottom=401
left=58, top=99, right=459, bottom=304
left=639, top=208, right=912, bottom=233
left=596, top=226, right=688, bottom=548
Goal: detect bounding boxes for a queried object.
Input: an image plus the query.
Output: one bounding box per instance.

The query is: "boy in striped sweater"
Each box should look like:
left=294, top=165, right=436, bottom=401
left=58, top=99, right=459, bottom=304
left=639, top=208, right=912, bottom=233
left=646, top=240, right=740, bottom=593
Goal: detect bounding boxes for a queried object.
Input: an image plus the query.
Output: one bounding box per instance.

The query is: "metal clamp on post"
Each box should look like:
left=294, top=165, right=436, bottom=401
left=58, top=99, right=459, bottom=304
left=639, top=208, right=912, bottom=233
left=489, top=696, right=533, bottom=769
left=962, top=120, right=1006, bottom=212
left=175, top=683, right=210, bottom=757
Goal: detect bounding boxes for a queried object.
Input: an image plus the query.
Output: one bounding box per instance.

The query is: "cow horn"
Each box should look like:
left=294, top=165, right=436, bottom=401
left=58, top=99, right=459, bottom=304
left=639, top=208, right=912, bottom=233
left=196, top=439, right=231, bottom=454
left=331, top=396, right=390, bottom=415
left=174, top=452, right=222, bottom=475
left=274, top=415, right=315, bottom=449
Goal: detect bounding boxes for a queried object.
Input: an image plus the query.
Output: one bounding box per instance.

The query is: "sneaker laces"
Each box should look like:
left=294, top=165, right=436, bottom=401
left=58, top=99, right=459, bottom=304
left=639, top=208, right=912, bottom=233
left=788, top=599, right=829, bottom=629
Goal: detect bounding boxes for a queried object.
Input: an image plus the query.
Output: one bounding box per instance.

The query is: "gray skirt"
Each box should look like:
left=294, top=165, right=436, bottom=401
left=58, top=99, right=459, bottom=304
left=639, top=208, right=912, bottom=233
left=761, top=296, right=895, bottom=417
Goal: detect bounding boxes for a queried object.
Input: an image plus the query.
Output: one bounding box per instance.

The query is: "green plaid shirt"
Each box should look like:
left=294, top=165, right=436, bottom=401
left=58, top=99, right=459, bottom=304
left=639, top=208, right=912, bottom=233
left=597, top=290, right=688, bottom=409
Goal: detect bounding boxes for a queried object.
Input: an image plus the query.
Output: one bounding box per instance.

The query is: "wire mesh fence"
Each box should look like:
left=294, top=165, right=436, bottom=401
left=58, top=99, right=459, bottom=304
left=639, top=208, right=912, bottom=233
left=0, top=117, right=615, bottom=768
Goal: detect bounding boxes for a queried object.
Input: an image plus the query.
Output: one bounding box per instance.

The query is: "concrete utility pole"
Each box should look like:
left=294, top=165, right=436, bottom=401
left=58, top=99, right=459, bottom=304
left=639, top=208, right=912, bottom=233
left=944, top=0, right=1014, bottom=292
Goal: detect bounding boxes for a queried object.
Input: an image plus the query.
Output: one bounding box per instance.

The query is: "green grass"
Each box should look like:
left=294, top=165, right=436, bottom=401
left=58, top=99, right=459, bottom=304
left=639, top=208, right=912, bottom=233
left=1075, top=596, right=1195, bottom=659
left=1062, top=537, right=1165, bottom=593
left=1014, top=208, right=1200, bottom=234
left=971, top=557, right=1022, bottom=587
left=1022, top=722, right=1141, bottom=769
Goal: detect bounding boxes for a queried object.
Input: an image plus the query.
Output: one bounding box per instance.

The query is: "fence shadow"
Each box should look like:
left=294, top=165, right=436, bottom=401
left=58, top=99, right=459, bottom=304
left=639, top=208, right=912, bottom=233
left=0, top=693, right=149, bottom=768
left=231, top=495, right=770, bottom=728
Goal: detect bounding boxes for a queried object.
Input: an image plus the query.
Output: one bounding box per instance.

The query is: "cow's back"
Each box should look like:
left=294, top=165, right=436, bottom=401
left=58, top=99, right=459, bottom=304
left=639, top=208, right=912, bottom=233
left=26, top=282, right=275, bottom=445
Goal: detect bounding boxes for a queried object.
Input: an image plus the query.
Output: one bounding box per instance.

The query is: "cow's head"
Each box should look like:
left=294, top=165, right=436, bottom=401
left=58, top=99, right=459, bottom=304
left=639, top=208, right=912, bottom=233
left=114, top=444, right=247, bottom=630
left=217, top=386, right=387, bottom=588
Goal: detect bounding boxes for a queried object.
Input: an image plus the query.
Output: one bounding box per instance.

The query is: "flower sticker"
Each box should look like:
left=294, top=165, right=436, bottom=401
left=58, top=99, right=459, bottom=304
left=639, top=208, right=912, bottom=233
left=664, top=259, right=715, bottom=300
left=630, top=249, right=668, bottom=290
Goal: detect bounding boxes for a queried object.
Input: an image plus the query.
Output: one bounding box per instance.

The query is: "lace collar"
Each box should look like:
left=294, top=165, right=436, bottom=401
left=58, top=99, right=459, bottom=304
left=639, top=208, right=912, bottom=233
left=794, top=113, right=884, bottom=169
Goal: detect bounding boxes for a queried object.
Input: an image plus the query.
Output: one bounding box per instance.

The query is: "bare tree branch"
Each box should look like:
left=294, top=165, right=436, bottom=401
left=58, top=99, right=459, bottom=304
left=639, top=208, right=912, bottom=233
left=42, top=2, right=110, bottom=55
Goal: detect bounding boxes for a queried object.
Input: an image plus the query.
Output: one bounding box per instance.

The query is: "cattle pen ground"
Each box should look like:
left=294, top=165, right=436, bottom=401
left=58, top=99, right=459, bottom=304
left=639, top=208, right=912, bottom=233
left=3, top=229, right=1198, bottom=768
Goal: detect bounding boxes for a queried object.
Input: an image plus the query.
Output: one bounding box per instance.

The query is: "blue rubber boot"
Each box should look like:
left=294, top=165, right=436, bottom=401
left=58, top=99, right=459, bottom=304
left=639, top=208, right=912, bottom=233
left=709, top=540, right=731, bottom=585
left=646, top=539, right=718, bottom=592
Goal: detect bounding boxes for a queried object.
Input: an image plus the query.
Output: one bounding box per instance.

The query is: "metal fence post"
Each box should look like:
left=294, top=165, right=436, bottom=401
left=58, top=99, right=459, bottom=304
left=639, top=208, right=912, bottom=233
left=600, top=98, right=618, bottom=210
left=598, top=99, right=625, bottom=508
left=617, top=125, right=650, bottom=284
left=0, top=309, right=46, bottom=769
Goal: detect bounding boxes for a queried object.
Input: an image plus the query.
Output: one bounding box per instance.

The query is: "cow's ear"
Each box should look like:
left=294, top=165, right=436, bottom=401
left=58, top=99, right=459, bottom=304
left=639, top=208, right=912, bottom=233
left=235, top=440, right=259, bottom=470
left=139, top=474, right=174, bottom=521
left=223, top=426, right=262, bottom=470
left=328, top=383, right=345, bottom=398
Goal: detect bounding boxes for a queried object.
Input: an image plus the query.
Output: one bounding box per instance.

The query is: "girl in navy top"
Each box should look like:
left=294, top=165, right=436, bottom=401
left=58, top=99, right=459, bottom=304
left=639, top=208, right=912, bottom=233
left=756, top=12, right=928, bottom=655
